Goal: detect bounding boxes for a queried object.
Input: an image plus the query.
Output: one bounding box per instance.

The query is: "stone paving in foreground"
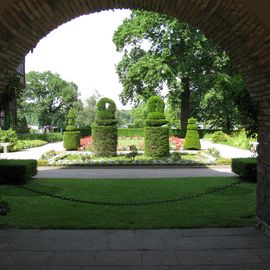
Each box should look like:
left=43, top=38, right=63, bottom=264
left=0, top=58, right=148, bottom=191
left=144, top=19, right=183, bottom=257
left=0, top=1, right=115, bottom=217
left=0, top=227, right=270, bottom=269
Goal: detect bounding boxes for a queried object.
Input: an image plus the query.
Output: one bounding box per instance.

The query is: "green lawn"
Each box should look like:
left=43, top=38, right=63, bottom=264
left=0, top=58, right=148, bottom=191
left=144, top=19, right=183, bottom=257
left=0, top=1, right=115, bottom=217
left=0, top=177, right=256, bottom=229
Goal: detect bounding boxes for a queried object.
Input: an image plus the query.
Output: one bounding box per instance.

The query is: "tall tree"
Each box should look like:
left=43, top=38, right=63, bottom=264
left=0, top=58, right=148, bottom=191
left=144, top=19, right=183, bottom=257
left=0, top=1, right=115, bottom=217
left=20, top=71, right=80, bottom=131
left=75, top=90, right=102, bottom=128
left=113, top=10, right=257, bottom=133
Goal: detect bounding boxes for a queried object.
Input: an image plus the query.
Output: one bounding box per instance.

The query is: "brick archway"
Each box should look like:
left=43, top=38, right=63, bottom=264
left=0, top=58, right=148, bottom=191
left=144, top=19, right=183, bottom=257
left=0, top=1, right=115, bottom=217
left=0, top=0, right=270, bottom=234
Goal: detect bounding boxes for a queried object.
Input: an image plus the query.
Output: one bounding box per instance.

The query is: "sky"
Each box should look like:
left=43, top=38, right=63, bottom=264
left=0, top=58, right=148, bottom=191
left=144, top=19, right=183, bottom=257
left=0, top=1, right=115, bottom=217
left=25, top=9, right=132, bottom=109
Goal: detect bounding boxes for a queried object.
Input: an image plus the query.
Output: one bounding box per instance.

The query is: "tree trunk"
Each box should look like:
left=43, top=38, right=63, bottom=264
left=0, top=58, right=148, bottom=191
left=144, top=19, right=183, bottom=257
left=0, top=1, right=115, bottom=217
left=180, top=77, right=190, bottom=130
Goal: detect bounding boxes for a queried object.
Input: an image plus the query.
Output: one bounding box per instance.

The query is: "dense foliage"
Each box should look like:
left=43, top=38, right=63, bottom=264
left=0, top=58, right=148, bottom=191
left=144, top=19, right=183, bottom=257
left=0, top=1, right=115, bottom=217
left=113, top=10, right=257, bottom=133
left=92, top=98, right=118, bottom=157
left=20, top=71, right=80, bottom=130
left=144, top=96, right=169, bottom=157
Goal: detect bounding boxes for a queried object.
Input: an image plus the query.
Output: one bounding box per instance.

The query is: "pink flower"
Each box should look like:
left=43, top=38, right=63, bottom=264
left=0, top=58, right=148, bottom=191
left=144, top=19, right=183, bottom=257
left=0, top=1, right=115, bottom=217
left=80, top=136, right=92, bottom=149
left=169, top=136, right=184, bottom=149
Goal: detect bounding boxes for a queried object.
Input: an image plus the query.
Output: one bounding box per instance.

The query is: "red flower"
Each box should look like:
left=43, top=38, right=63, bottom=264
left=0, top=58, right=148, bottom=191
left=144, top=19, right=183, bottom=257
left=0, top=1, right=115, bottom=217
left=169, top=136, right=184, bottom=149
left=80, top=136, right=92, bottom=149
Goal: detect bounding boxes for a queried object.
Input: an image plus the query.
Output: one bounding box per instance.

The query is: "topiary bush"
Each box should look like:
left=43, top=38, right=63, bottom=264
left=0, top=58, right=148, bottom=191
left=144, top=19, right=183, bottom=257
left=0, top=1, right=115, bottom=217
left=144, top=96, right=169, bottom=157
left=183, top=118, right=201, bottom=150
left=63, top=131, right=80, bottom=150
left=65, top=108, right=77, bottom=131
left=63, top=108, right=80, bottom=150
left=92, top=97, right=118, bottom=157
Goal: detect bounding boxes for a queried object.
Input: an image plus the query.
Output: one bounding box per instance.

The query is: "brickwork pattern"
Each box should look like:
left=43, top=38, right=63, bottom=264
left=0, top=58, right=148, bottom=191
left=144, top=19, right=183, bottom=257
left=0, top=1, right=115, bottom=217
left=0, top=0, right=269, bottom=231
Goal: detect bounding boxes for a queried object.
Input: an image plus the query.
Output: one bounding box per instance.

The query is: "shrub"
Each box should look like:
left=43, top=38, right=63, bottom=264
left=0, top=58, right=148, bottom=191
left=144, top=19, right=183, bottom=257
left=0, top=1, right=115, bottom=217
left=46, top=132, right=63, bottom=142
left=144, top=96, right=169, bottom=157
left=231, top=158, right=257, bottom=181
left=183, top=118, right=201, bottom=150
left=212, top=131, right=229, bottom=143
left=92, top=98, right=118, bottom=157
left=63, top=108, right=80, bottom=150
left=0, top=159, right=37, bottom=185
left=0, top=128, right=18, bottom=151
left=37, top=159, right=49, bottom=166
left=18, top=132, right=63, bottom=142
left=126, top=145, right=138, bottom=160
left=63, top=131, right=81, bottom=150
left=207, top=147, right=221, bottom=159
left=118, top=128, right=144, bottom=137
left=16, top=140, right=47, bottom=150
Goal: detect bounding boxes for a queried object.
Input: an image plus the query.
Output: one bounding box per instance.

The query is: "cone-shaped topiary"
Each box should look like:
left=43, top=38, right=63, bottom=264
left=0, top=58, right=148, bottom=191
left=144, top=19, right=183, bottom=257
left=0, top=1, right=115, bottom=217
left=144, top=96, right=169, bottom=157
left=92, top=97, right=118, bottom=157
left=183, top=118, right=201, bottom=150
left=63, top=108, right=80, bottom=150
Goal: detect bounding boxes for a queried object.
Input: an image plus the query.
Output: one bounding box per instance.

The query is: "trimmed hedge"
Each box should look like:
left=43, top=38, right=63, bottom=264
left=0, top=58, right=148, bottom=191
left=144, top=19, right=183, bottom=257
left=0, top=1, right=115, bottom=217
left=0, top=159, right=37, bottom=185
left=77, top=127, right=91, bottom=138
left=18, top=133, right=63, bottom=142
left=92, top=125, right=118, bottom=157
left=118, top=128, right=144, bottom=137
left=231, top=158, right=257, bottom=181
left=144, top=96, right=169, bottom=157
left=172, top=129, right=220, bottom=139
left=183, top=118, right=201, bottom=150
left=63, top=131, right=80, bottom=150
left=92, top=98, right=118, bottom=157
left=144, top=126, right=170, bottom=157
left=64, top=108, right=80, bottom=150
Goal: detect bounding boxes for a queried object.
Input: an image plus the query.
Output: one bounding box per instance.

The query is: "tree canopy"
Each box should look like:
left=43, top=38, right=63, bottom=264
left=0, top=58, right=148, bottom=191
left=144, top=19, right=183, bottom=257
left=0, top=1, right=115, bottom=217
left=20, top=71, right=80, bottom=130
left=113, top=10, right=257, bottom=133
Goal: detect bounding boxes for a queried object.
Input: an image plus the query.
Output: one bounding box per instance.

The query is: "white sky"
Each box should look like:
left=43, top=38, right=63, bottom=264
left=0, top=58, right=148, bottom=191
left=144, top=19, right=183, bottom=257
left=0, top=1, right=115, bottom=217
left=25, top=9, right=132, bottom=109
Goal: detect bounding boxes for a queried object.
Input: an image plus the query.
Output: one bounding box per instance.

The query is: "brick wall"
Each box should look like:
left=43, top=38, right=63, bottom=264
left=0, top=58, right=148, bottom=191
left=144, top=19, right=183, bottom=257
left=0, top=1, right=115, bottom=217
left=0, top=0, right=269, bottom=233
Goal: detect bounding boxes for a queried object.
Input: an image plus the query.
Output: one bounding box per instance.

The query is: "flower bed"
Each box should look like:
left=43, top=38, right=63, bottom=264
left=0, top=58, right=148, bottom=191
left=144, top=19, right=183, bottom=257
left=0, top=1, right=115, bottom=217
left=80, top=136, right=183, bottom=152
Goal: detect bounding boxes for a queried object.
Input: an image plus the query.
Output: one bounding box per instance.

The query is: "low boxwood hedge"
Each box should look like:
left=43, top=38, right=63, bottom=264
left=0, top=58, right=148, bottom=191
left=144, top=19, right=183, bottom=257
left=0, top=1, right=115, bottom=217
left=118, top=128, right=145, bottom=137
left=231, top=158, right=257, bottom=181
left=0, top=159, right=37, bottom=185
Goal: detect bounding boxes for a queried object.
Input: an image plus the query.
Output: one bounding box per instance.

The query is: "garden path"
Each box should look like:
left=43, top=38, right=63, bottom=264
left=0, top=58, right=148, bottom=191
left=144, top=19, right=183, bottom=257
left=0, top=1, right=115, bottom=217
left=200, top=140, right=253, bottom=158
left=0, top=141, right=64, bottom=160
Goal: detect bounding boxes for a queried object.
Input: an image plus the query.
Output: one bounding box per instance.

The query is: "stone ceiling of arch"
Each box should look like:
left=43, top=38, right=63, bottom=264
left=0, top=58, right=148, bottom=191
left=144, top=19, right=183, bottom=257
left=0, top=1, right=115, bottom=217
left=0, top=0, right=269, bottom=105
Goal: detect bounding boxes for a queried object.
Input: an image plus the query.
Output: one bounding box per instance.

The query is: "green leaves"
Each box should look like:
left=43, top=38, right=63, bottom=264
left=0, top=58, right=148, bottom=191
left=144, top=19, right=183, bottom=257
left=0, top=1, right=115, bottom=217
left=21, top=71, right=79, bottom=130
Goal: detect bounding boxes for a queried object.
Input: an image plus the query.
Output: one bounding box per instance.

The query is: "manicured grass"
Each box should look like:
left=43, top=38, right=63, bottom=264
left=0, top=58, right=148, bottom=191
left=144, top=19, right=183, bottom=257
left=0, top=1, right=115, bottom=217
left=0, top=177, right=255, bottom=229
left=118, top=139, right=144, bottom=145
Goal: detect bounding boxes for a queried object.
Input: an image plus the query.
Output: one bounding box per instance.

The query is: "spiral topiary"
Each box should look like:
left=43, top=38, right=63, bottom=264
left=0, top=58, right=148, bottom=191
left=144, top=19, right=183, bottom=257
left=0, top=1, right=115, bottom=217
left=144, top=96, right=169, bottom=157
left=63, top=108, right=80, bottom=150
left=92, top=97, right=118, bottom=157
left=183, top=117, right=201, bottom=150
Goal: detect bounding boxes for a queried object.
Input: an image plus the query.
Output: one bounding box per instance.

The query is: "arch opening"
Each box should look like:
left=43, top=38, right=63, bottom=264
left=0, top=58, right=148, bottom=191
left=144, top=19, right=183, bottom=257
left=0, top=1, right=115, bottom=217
left=0, top=0, right=270, bottom=234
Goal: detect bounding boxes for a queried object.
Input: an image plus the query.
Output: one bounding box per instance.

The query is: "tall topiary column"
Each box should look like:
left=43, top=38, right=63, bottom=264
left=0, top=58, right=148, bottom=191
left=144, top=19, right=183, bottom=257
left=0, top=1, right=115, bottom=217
left=183, top=118, right=201, bottom=150
left=92, top=97, right=118, bottom=157
left=144, top=96, right=169, bottom=157
left=63, top=108, right=80, bottom=150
